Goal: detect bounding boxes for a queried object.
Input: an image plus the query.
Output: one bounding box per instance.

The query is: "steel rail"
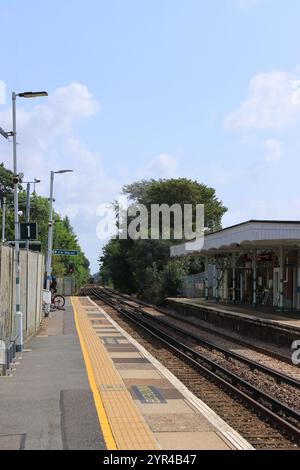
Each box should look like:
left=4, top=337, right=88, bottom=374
left=96, top=287, right=300, bottom=390
left=101, top=286, right=293, bottom=364
left=89, top=287, right=300, bottom=444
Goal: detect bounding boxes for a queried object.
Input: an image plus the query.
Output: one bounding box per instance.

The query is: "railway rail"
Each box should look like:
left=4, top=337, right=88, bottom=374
left=96, top=288, right=300, bottom=387
left=83, top=286, right=300, bottom=449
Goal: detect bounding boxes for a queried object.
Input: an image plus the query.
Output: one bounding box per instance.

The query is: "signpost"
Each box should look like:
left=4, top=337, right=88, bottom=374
left=20, top=222, right=37, bottom=241
left=52, top=249, right=78, bottom=256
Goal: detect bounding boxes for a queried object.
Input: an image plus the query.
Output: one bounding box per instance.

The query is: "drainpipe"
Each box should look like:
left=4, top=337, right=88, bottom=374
left=232, top=253, right=236, bottom=303
left=0, top=340, right=6, bottom=376
left=204, top=257, right=209, bottom=301
left=279, top=246, right=284, bottom=313
left=252, top=250, right=257, bottom=309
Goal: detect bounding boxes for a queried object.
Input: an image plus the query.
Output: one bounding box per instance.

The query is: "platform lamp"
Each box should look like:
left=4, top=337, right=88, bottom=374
left=22, top=178, right=41, bottom=250
left=45, top=169, right=73, bottom=317
left=12, top=90, right=48, bottom=351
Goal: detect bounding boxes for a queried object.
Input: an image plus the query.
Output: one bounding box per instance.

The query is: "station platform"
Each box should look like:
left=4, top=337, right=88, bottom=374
left=71, top=296, right=253, bottom=450
left=0, top=299, right=105, bottom=450
left=167, top=298, right=300, bottom=329
left=0, top=296, right=252, bottom=450
left=165, top=298, right=300, bottom=350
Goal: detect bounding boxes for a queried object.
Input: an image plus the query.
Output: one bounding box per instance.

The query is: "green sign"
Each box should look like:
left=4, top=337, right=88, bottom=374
left=53, top=249, right=78, bottom=256
left=20, top=222, right=38, bottom=241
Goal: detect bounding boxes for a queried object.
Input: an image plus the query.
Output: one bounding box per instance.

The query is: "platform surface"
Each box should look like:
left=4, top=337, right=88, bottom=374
left=0, top=300, right=105, bottom=450
left=167, top=298, right=300, bottom=330
left=72, top=296, right=253, bottom=450
left=0, top=297, right=252, bottom=450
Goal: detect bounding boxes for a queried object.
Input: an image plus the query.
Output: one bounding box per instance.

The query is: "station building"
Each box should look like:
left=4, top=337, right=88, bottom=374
left=171, top=220, right=300, bottom=311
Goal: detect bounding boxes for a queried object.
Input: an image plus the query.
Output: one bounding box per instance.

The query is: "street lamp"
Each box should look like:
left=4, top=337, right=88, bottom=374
left=45, top=169, right=73, bottom=316
left=33, top=178, right=41, bottom=194
left=17, top=91, right=48, bottom=99
left=22, top=179, right=41, bottom=250
left=0, top=190, right=6, bottom=243
left=0, top=127, right=13, bottom=140
left=12, top=90, right=48, bottom=352
left=0, top=129, right=13, bottom=244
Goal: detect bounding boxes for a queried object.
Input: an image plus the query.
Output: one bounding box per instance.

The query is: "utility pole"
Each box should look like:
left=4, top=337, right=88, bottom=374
left=45, top=170, right=73, bottom=316
left=45, top=171, right=55, bottom=317
left=12, top=91, right=22, bottom=352
left=11, top=90, right=48, bottom=351
left=25, top=182, right=30, bottom=250
left=1, top=196, right=6, bottom=243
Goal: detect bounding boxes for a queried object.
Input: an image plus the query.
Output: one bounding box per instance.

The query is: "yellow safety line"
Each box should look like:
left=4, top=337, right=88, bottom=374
left=71, top=297, right=117, bottom=450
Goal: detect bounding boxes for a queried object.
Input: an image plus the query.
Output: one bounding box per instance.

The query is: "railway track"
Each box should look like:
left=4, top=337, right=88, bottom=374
left=103, top=287, right=294, bottom=365
left=84, top=287, right=300, bottom=449
left=96, top=288, right=300, bottom=385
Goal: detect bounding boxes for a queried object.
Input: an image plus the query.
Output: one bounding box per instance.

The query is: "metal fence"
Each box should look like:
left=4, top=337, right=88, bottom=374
left=181, top=265, right=214, bottom=298
left=57, top=276, right=77, bottom=296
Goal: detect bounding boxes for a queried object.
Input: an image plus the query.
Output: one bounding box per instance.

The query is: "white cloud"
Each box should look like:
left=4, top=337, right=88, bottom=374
left=137, top=153, right=179, bottom=179
left=263, top=139, right=283, bottom=162
left=0, top=84, right=180, bottom=271
left=0, top=82, right=116, bottom=271
left=225, top=70, right=300, bottom=132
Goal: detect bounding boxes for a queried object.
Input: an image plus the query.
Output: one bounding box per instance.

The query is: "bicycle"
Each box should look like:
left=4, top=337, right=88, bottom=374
left=51, top=292, right=66, bottom=309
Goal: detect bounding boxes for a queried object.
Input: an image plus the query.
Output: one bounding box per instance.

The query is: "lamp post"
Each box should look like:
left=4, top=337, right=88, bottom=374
left=0, top=128, right=13, bottom=245
left=12, top=90, right=48, bottom=351
left=22, top=179, right=41, bottom=250
left=1, top=196, right=6, bottom=243
left=45, top=170, right=73, bottom=317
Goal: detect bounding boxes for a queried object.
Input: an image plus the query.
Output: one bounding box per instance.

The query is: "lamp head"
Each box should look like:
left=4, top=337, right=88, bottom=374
left=0, top=127, right=9, bottom=139
left=18, top=91, right=48, bottom=99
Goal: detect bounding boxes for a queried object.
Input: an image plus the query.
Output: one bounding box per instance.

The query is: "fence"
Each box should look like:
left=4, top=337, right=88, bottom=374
left=181, top=265, right=214, bottom=298
left=0, top=244, right=44, bottom=354
left=57, top=276, right=77, bottom=296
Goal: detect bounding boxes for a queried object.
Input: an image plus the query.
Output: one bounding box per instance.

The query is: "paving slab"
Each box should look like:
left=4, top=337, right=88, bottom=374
left=0, top=300, right=105, bottom=450
left=73, top=296, right=254, bottom=450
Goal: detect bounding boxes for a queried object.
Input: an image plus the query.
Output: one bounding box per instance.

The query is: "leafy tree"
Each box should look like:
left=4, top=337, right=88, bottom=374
left=100, top=178, right=227, bottom=303
left=0, top=163, right=90, bottom=288
left=123, top=178, right=227, bottom=232
left=0, top=163, right=15, bottom=197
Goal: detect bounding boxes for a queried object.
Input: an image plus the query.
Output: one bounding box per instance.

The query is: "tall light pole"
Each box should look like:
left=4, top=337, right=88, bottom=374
left=1, top=196, right=6, bottom=243
left=23, top=179, right=41, bottom=250
left=45, top=170, right=73, bottom=316
left=12, top=90, right=48, bottom=351
left=0, top=127, right=13, bottom=245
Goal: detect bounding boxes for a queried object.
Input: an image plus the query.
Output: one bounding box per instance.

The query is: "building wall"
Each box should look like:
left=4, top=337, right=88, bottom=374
left=0, top=244, right=44, bottom=347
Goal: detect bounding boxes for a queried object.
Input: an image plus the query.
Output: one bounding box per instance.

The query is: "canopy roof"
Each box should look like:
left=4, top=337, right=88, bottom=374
left=170, top=220, right=300, bottom=257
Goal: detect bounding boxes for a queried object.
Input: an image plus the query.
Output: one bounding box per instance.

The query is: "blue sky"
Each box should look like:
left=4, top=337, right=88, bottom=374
left=1, top=0, right=300, bottom=271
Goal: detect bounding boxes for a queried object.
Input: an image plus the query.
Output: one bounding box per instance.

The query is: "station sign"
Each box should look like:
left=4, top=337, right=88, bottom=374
left=53, top=249, right=78, bottom=256
left=20, top=222, right=38, bottom=241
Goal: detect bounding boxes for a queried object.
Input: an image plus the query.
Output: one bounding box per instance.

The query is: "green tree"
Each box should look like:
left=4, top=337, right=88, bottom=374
left=0, top=163, right=90, bottom=288
left=100, top=178, right=227, bottom=302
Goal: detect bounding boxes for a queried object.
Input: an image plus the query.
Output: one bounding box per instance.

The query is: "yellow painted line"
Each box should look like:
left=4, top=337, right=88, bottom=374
left=71, top=297, right=117, bottom=450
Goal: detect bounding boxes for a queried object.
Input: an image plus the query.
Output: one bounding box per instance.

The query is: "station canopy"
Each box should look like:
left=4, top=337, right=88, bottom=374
left=170, top=220, right=300, bottom=257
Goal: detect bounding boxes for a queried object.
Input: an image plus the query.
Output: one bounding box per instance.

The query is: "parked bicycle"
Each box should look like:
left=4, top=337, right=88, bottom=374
left=51, top=292, right=65, bottom=309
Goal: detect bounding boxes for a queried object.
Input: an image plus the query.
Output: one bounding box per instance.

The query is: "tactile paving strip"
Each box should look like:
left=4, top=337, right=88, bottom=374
left=71, top=297, right=159, bottom=450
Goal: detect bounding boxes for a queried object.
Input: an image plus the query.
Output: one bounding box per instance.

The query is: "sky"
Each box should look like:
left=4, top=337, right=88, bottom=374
left=1, top=0, right=300, bottom=272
